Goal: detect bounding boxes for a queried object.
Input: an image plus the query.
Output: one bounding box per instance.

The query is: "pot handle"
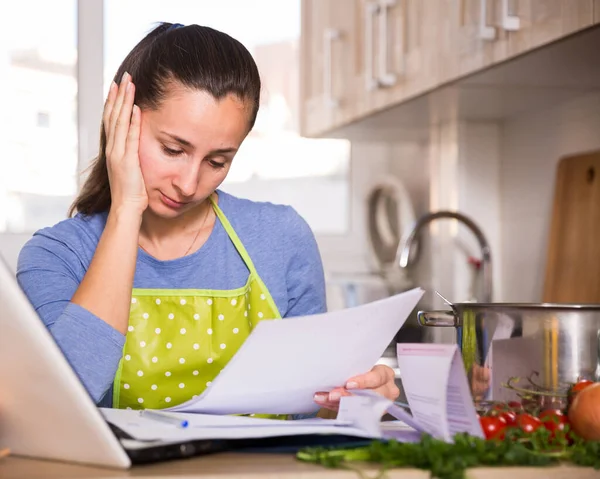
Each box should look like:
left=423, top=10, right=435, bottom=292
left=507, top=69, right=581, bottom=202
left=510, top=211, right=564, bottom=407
left=417, top=310, right=459, bottom=327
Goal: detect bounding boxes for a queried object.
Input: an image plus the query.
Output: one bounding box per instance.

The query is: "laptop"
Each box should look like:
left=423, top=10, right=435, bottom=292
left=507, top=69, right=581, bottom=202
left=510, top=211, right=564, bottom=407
left=0, top=255, right=366, bottom=469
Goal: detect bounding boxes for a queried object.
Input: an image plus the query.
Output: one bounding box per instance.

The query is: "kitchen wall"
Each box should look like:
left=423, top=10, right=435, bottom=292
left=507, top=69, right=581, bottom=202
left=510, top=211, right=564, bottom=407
left=322, top=86, right=600, bottom=313
left=499, top=90, right=600, bottom=302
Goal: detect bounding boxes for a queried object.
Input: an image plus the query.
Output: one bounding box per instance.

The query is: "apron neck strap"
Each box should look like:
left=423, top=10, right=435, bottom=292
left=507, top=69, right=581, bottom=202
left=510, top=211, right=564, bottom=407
left=209, top=195, right=260, bottom=278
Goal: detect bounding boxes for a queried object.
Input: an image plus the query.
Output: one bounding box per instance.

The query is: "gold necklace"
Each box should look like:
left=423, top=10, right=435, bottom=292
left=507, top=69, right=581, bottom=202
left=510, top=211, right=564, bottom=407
left=139, top=200, right=212, bottom=258
left=182, top=201, right=212, bottom=256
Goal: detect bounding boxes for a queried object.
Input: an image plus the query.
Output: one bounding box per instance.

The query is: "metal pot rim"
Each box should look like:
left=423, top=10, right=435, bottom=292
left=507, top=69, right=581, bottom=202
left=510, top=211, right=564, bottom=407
left=452, top=302, right=600, bottom=310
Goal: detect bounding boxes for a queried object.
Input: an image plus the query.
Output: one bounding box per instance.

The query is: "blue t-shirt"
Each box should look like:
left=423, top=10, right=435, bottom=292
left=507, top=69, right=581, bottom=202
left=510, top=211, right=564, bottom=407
left=16, top=190, right=327, bottom=407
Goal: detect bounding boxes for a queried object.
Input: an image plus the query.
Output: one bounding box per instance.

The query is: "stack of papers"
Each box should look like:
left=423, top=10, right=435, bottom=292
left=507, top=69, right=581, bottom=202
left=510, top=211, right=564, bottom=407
left=164, top=287, right=425, bottom=415
left=102, top=288, right=484, bottom=444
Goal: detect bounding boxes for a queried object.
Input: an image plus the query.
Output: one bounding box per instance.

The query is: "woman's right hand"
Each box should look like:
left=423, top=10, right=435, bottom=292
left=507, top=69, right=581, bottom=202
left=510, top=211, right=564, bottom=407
left=103, top=72, right=148, bottom=215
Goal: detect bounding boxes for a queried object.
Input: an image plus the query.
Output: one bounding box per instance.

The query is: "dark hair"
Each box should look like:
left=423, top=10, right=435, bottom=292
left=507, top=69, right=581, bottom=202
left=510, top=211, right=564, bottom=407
left=70, top=22, right=261, bottom=216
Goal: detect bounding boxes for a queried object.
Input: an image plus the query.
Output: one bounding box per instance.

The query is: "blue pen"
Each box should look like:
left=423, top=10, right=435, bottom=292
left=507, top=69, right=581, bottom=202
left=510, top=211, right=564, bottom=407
left=140, top=409, right=189, bottom=428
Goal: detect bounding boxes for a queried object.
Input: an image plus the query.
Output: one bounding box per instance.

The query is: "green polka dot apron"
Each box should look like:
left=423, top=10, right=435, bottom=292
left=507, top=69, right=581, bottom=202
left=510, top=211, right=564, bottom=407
left=112, top=197, right=285, bottom=418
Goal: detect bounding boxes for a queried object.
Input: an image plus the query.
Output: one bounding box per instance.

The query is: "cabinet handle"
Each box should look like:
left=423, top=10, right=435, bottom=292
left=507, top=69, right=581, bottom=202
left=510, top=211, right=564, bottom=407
left=323, top=28, right=340, bottom=108
left=365, top=1, right=380, bottom=91
left=378, top=0, right=397, bottom=87
left=479, top=0, right=497, bottom=40
left=501, top=0, right=520, bottom=31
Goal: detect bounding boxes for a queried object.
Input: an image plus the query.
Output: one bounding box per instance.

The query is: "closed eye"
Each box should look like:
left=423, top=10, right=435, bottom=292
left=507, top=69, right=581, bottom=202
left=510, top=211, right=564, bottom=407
left=162, top=145, right=184, bottom=157
left=209, top=159, right=227, bottom=169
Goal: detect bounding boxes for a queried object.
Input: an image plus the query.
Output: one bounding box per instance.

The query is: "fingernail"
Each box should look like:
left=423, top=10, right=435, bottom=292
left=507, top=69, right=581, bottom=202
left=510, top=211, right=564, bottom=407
left=122, top=71, right=129, bottom=82
left=313, top=394, right=326, bottom=403
left=346, top=381, right=359, bottom=390
left=329, top=391, right=341, bottom=402
left=111, top=81, right=117, bottom=91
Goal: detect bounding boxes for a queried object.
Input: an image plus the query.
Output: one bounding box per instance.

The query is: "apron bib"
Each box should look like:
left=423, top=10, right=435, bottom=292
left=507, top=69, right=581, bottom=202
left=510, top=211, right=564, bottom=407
left=113, top=198, right=284, bottom=418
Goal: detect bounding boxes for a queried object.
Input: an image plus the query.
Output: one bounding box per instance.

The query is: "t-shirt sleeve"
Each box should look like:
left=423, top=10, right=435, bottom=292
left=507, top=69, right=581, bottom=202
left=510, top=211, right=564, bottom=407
left=281, top=208, right=327, bottom=318
left=16, top=229, right=125, bottom=404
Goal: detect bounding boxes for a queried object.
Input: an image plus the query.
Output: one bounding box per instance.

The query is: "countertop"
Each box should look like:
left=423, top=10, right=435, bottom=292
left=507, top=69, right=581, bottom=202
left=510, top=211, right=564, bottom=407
left=2, top=453, right=600, bottom=479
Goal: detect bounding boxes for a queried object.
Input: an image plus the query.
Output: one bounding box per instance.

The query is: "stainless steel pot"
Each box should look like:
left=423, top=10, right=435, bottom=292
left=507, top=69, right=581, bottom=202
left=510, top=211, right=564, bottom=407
left=418, top=303, right=600, bottom=401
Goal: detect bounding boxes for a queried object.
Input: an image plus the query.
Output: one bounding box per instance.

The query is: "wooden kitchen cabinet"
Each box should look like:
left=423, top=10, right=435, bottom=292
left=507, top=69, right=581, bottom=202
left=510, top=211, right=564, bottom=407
left=300, top=0, right=363, bottom=137
left=454, top=0, right=511, bottom=78
left=361, top=0, right=443, bottom=110
left=299, top=0, right=599, bottom=138
left=301, top=0, right=445, bottom=136
left=505, top=0, right=594, bottom=58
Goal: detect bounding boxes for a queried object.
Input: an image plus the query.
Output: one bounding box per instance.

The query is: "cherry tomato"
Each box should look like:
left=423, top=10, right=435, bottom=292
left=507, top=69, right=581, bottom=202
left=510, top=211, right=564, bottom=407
left=498, top=410, right=517, bottom=426
left=572, top=380, right=594, bottom=394
left=539, top=409, right=564, bottom=421
left=508, top=401, right=523, bottom=410
left=516, top=413, right=543, bottom=434
left=539, top=409, right=569, bottom=439
left=480, top=416, right=506, bottom=440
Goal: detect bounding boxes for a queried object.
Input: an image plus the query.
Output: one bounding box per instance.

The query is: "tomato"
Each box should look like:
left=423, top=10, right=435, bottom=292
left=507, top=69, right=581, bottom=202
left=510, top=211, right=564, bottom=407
left=508, top=401, right=523, bottom=410
left=539, top=409, right=564, bottom=421
left=491, top=403, right=507, bottom=412
left=498, top=410, right=517, bottom=426
left=480, top=416, right=506, bottom=440
left=572, top=380, right=594, bottom=394
left=516, top=413, right=543, bottom=434
left=540, top=409, right=569, bottom=439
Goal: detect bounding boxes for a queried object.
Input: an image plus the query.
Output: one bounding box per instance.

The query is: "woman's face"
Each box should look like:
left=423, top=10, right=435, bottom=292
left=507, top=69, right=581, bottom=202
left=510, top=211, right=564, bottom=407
left=138, top=85, right=251, bottom=219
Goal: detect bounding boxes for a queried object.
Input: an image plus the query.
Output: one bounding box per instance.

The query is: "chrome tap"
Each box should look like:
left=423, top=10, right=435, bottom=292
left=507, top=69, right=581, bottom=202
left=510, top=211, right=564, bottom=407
left=396, top=211, right=493, bottom=303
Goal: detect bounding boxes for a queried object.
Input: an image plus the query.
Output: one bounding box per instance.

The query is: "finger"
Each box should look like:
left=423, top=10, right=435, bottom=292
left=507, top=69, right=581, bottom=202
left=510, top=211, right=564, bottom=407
left=107, top=72, right=131, bottom=154
left=102, top=81, right=118, bottom=137
left=369, top=382, right=401, bottom=402
left=124, top=104, right=141, bottom=159
left=313, top=390, right=350, bottom=411
left=111, top=81, right=136, bottom=159
left=313, top=388, right=350, bottom=403
left=346, top=365, right=391, bottom=390
left=384, top=383, right=401, bottom=401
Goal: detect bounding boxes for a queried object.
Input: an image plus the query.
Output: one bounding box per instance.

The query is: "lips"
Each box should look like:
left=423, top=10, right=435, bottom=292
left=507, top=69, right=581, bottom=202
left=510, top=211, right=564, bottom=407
left=160, top=192, right=190, bottom=209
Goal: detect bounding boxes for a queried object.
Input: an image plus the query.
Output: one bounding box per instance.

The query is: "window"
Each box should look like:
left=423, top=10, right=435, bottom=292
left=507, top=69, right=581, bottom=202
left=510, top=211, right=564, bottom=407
left=0, top=0, right=78, bottom=233
left=104, top=0, right=350, bottom=235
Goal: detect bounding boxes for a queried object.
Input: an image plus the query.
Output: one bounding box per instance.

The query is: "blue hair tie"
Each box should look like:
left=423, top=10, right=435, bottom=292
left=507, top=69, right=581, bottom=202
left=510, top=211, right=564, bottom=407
left=167, top=23, right=184, bottom=32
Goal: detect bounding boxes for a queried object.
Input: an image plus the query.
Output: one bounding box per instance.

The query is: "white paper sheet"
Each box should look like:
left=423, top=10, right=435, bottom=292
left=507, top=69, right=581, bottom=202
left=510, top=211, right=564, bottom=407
left=162, top=288, right=424, bottom=415
left=484, top=314, right=515, bottom=368
left=101, top=393, right=418, bottom=443
left=101, top=406, right=367, bottom=442
left=396, top=343, right=484, bottom=442
left=483, top=314, right=515, bottom=400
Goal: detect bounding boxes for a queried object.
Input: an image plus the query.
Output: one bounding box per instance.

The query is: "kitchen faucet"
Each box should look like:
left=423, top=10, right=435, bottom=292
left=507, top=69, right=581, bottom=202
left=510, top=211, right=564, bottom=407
left=396, top=211, right=493, bottom=303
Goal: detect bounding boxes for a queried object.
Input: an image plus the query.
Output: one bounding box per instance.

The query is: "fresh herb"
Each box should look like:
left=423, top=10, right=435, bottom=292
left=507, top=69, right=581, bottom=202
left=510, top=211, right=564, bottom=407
left=297, top=427, right=600, bottom=479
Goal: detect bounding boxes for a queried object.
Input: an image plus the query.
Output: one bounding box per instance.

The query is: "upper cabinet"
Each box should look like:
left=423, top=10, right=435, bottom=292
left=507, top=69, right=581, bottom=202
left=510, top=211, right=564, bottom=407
left=300, top=0, right=599, bottom=137
left=504, top=0, right=594, bottom=56
left=300, top=0, right=362, bottom=137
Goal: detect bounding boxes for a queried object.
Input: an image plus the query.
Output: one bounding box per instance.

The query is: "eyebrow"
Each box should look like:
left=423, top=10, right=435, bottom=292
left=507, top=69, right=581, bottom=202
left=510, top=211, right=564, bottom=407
left=159, top=130, right=238, bottom=156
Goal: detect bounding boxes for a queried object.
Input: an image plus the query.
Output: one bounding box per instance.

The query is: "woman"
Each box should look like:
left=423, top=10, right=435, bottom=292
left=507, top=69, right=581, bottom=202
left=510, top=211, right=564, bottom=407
left=16, top=22, right=399, bottom=415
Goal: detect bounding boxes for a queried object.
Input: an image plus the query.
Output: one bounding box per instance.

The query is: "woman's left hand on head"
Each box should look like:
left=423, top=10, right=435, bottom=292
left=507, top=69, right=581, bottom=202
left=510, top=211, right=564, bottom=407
left=313, top=364, right=399, bottom=411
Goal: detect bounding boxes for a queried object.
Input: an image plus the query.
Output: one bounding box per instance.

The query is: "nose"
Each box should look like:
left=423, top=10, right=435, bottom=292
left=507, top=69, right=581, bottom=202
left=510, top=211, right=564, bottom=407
left=172, top=161, right=201, bottom=198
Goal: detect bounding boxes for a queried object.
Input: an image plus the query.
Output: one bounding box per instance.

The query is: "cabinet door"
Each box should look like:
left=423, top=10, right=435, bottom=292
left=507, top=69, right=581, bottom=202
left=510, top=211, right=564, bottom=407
left=456, top=0, right=510, bottom=78
left=356, top=0, right=407, bottom=113
left=596, top=0, right=600, bottom=22
left=300, top=0, right=361, bottom=137
left=357, top=0, right=442, bottom=114
left=506, top=0, right=594, bottom=57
